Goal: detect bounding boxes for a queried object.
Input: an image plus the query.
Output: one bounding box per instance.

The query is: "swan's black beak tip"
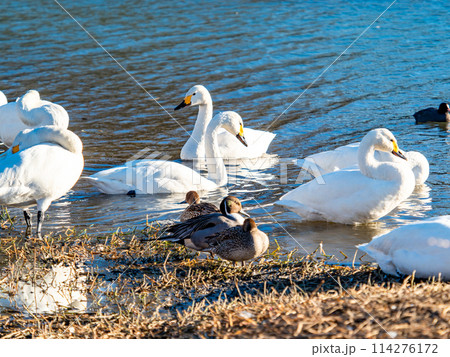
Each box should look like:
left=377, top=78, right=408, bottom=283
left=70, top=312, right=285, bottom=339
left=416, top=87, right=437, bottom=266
left=236, top=134, right=248, bottom=147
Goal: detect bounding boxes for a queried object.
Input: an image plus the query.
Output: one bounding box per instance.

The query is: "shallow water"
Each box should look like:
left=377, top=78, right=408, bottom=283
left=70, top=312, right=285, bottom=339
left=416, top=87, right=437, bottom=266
left=0, top=0, right=449, bottom=263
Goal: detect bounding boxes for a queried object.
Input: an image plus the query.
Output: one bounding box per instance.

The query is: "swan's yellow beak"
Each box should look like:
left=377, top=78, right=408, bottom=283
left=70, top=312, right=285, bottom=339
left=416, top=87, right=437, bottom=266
left=174, top=95, right=192, bottom=111
left=391, top=141, right=407, bottom=160
left=12, top=145, right=19, bottom=154
left=236, top=125, right=248, bottom=147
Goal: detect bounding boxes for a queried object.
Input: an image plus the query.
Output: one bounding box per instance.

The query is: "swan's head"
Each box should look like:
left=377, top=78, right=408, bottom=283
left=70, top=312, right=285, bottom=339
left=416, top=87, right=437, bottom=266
left=174, top=85, right=211, bottom=110
left=438, top=103, right=450, bottom=114
left=366, top=128, right=407, bottom=160
left=216, top=111, right=248, bottom=147
left=220, top=196, right=250, bottom=217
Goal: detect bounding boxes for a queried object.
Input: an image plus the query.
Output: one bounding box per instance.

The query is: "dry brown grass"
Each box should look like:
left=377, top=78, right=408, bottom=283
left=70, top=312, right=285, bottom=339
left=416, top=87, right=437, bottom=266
left=0, top=215, right=449, bottom=339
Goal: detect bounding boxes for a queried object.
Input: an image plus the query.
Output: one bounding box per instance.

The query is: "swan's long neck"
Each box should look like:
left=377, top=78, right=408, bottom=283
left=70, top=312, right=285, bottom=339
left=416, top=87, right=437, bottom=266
left=181, top=96, right=213, bottom=159
left=14, top=127, right=83, bottom=155
left=358, top=139, right=405, bottom=182
left=204, top=116, right=227, bottom=186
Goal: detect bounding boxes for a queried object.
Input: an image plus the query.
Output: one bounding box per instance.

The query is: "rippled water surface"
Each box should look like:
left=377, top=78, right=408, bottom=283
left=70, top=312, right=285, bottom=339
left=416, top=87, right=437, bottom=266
left=0, top=0, right=449, bottom=260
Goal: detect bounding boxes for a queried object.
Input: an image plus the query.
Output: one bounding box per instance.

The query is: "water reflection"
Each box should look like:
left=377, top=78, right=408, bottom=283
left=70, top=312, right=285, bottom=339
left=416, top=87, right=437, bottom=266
left=1, top=264, right=87, bottom=314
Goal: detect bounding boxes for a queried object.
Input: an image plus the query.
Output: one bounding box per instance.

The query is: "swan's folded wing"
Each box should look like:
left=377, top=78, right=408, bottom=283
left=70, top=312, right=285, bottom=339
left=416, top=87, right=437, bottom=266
left=0, top=159, right=38, bottom=206
left=303, top=142, right=359, bottom=174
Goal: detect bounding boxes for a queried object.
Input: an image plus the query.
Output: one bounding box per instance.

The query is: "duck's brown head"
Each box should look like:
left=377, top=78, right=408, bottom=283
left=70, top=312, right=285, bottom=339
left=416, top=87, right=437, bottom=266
left=185, top=191, right=200, bottom=205
left=242, top=218, right=258, bottom=232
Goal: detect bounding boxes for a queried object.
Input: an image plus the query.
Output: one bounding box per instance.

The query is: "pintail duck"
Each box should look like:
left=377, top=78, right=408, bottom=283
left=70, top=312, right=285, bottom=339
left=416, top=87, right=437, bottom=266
left=160, top=196, right=249, bottom=251
left=180, top=191, right=219, bottom=222
left=202, top=218, right=269, bottom=264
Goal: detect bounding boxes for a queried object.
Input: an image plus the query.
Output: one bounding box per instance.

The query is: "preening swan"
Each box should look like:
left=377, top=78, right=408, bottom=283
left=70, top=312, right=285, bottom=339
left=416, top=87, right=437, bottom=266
left=174, top=85, right=275, bottom=160
left=358, top=215, right=450, bottom=280
left=277, top=128, right=415, bottom=224
left=0, top=126, right=84, bottom=234
left=300, top=142, right=429, bottom=185
left=87, top=111, right=248, bottom=194
left=0, top=90, right=69, bottom=147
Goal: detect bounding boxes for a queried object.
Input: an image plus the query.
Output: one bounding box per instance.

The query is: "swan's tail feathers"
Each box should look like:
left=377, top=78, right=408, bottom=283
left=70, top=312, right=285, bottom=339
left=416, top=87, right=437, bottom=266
left=356, top=243, right=399, bottom=277
left=276, top=199, right=324, bottom=221
left=0, top=91, right=7, bottom=106
left=84, top=176, right=136, bottom=195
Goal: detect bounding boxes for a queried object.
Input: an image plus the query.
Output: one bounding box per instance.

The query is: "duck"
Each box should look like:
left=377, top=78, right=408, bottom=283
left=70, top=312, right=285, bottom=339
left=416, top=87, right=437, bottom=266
left=413, top=103, right=450, bottom=123
left=180, top=191, right=219, bottom=222
left=277, top=128, right=415, bottom=224
left=174, top=85, right=275, bottom=160
left=299, top=142, right=429, bottom=185
left=357, top=215, right=450, bottom=280
left=86, top=111, right=248, bottom=194
left=202, top=218, right=269, bottom=264
left=160, top=196, right=249, bottom=252
left=0, top=90, right=70, bottom=147
left=0, top=125, right=84, bottom=234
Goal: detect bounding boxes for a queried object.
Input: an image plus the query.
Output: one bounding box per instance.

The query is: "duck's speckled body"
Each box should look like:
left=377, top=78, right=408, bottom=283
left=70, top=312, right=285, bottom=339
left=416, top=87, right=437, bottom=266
left=204, top=218, right=269, bottom=262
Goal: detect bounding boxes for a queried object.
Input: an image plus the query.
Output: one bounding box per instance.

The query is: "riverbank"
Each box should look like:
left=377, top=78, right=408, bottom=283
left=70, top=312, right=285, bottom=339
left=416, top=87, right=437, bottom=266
left=0, top=223, right=448, bottom=339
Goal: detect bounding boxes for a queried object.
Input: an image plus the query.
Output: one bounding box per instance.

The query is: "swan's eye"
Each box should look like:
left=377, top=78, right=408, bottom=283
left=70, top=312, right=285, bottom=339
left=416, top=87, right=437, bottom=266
left=193, top=93, right=196, bottom=96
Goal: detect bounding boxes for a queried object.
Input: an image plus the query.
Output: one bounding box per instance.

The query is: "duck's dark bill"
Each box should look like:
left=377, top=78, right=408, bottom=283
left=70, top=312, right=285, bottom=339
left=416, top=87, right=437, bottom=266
left=392, top=149, right=407, bottom=160
left=236, top=134, right=248, bottom=147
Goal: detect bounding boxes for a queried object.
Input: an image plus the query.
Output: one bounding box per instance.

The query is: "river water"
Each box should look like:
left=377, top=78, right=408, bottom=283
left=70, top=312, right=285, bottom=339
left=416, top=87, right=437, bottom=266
left=0, top=0, right=448, bottom=261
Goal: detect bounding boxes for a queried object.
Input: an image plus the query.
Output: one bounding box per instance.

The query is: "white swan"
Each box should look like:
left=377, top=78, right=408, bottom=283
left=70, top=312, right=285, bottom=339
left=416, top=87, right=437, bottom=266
left=0, top=89, right=69, bottom=147
left=277, top=128, right=416, bottom=224
left=0, top=125, right=84, bottom=234
left=174, top=85, right=275, bottom=160
left=86, top=111, right=248, bottom=194
left=0, top=91, right=7, bottom=106
left=358, top=216, right=450, bottom=280
left=299, top=141, right=429, bottom=185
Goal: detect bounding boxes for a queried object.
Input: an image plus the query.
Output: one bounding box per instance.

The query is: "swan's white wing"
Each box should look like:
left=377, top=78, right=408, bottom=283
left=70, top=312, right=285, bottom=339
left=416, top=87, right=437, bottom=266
left=301, top=142, right=428, bottom=185
left=406, top=151, right=429, bottom=185
left=0, top=91, right=7, bottom=106
left=217, top=128, right=275, bottom=159
left=88, top=159, right=217, bottom=194
left=278, top=169, right=408, bottom=224
left=358, top=216, right=450, bottom=279
left=0, top=102, right=28, bottom=147
left=302, top=142, right=359, bottom=175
